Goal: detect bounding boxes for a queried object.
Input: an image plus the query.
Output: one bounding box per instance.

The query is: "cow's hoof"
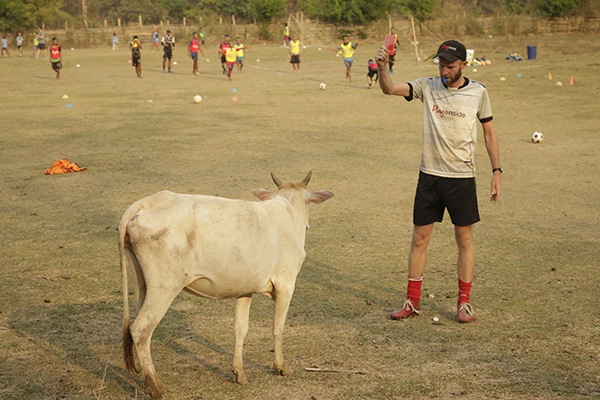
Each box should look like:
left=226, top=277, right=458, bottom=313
left=144, top=376, right=164, bottom=399
left=277, top=365, right=293, bottom=377
left=146, top=386, right=162, bottom=400
left=232, top=369, right=249, bottom=385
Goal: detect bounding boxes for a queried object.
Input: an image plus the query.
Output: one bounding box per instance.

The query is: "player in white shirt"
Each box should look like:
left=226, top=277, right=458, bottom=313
left=376, top=39, right=502, bottom=324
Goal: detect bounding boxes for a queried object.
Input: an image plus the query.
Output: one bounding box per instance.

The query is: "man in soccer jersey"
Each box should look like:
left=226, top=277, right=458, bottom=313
left=376, top=40, right=502, bottom=323
left=1, top=34, right=10, bottom=57
left=161, top=29, right=175, bottom=73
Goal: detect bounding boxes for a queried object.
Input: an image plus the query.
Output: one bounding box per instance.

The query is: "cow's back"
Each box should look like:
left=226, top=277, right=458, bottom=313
left=123, top=191, right=306, bottom=299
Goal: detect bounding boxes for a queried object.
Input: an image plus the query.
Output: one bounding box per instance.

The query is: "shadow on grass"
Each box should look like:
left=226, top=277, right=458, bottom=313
left=6, top=299, right=260, bottom=397
left=299, top=255, right=399, bottom=309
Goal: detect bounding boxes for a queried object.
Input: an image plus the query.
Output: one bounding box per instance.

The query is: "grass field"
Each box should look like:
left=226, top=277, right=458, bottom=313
left=1, top=33, right=599, bottom=399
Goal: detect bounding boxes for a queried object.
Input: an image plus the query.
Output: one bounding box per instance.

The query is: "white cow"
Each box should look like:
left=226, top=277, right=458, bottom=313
left=119, top=172, right=333, bottom=399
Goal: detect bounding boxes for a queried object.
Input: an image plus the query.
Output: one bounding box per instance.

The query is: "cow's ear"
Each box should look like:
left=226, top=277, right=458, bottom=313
left=252, top=189, right=276, bottom=201
left=310, top=190, right=334, bottom=204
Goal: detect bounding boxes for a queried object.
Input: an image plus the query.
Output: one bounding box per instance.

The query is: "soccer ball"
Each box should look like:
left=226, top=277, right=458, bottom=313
left=319, top=83, right=327, bottom=90
left=193, top=95, right=202, bottom=104
left=531, top=131, right=544, bottom=143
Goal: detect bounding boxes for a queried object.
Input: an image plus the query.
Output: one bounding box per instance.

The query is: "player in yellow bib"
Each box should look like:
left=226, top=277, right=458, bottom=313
left=224, top=46, right=237, bottom=80
left=335, top=36, right=358, bottom=82
left=234, top=37, right=245, bottom=72
left=289, top=35, right=301, bottom=73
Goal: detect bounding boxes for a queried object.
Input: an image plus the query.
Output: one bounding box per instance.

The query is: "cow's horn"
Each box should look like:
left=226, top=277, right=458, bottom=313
left=271, top=172, right=283, bottom=189
left=301, top=171, right=312, bottom=187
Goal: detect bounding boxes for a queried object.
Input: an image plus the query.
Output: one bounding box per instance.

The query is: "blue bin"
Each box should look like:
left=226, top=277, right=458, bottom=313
left=527, top=45, right=537, bottom=60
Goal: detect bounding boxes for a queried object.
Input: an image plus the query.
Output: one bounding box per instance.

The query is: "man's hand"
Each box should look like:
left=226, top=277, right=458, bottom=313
left=375, top=46, right=388, bottom=68
left=490, top=174, right=502, bottom=202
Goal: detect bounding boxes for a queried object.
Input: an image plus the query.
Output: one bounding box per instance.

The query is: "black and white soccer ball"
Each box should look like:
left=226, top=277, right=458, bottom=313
left=531, top=131, right=544, bottom=143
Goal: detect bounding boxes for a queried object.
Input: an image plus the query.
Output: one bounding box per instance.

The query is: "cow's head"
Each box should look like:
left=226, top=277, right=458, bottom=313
left=252, top=172, right=334, bottom=207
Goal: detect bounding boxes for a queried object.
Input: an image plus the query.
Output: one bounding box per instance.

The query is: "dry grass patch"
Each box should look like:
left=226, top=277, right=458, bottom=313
left=1, top=34, right=599, bottom=399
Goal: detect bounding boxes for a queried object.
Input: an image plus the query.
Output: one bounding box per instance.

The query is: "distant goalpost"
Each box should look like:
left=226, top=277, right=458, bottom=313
left=387, top=12, right=445, bottom=64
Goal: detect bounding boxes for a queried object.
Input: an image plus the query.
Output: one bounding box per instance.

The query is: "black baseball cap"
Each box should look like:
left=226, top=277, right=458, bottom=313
left=436, top=40, right=467, bottom=62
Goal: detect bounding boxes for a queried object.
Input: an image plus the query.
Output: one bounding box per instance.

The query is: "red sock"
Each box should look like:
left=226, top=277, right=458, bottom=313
left=406, top=276, right=423, bottom=306
left=458, top=280, right=472, bottom=304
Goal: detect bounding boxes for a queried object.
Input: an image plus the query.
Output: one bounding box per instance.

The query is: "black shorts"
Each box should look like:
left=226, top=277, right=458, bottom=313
left=220, top=54, right=226, bottom=63
left=132, top=51, right=141, bottom=66
left=290, top=54, right=300, bottom=64
left=367, top=69, right=378, bottom=78
left=51, top=61, right=62, bottom=70
left=413, top=171, right=480, bottom=227
left=163, top=47, right=172, bottom=59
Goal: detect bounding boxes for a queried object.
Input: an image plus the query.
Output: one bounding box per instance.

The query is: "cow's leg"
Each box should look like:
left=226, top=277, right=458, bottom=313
left=232, top=294, right=252, bottom=384
left=272, top=287, right=294, bottom=377
left=130, top=286, right=179, bottom=399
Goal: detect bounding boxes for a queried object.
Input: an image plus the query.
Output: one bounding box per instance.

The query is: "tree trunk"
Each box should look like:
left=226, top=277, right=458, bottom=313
left=81, top=0, right=87, bottom=20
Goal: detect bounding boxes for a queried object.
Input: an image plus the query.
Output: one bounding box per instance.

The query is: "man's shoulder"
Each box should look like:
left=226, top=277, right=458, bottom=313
left=461, top=79, right=489, bottom=96
left=411, top=77, right=437, bottom=87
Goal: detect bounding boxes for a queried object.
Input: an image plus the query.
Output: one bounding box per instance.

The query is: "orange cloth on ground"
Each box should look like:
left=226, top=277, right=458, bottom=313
left=44, top=159, right=87, bottom=175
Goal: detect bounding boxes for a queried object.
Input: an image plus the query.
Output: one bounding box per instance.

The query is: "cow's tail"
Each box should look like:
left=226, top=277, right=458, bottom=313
left=118, top=204, right=140, bottom=373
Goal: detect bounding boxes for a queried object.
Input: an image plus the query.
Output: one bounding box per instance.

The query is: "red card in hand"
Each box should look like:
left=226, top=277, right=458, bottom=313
left=384, top=35, right=395, bottom=53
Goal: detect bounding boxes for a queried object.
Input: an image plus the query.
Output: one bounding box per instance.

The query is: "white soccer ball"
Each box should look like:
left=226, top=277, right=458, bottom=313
left=319, top=83, right=327, bottom=90
left=193, top=95, right=202, bottom=104
left=76, top=64, right=81, bottom=68
left=531, top=131, right=544, bottom=143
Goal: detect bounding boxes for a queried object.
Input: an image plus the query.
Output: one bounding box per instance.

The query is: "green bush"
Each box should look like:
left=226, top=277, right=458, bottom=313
left=536, top=0, right=582, bottom=18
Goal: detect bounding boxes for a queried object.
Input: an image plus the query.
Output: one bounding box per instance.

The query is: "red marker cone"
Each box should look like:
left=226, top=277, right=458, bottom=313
left=569, top=76, right=574, bottom=85
left=548, top=71, right=553, bottom=81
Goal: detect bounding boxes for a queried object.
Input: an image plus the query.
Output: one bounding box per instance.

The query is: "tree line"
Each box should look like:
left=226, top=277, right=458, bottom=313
left=1, top=0, right=595, bottom=33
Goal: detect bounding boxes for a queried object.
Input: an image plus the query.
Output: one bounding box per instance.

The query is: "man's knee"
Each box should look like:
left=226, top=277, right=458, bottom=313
left=411, top=225, right=433, bottom=248
left=454, top=225, right=474, bottom=247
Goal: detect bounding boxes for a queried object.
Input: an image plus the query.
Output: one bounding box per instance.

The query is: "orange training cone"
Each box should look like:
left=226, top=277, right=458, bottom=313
left=548, top=71, right=553, bottom=81
left=569, top=76, right=574, bottom=85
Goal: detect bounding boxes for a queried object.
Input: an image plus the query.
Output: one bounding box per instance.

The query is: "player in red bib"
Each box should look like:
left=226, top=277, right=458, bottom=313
left=188, top=32, right=204, bottom=75
left=49, top=38, right=62, bottom=79
left=367, top=59, right=378, bottom=87
left=218, top=35, right=231, bottom=75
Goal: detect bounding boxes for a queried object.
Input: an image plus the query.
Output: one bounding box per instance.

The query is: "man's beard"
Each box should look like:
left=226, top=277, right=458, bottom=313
left=443, top=69, right=462, bottom=86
